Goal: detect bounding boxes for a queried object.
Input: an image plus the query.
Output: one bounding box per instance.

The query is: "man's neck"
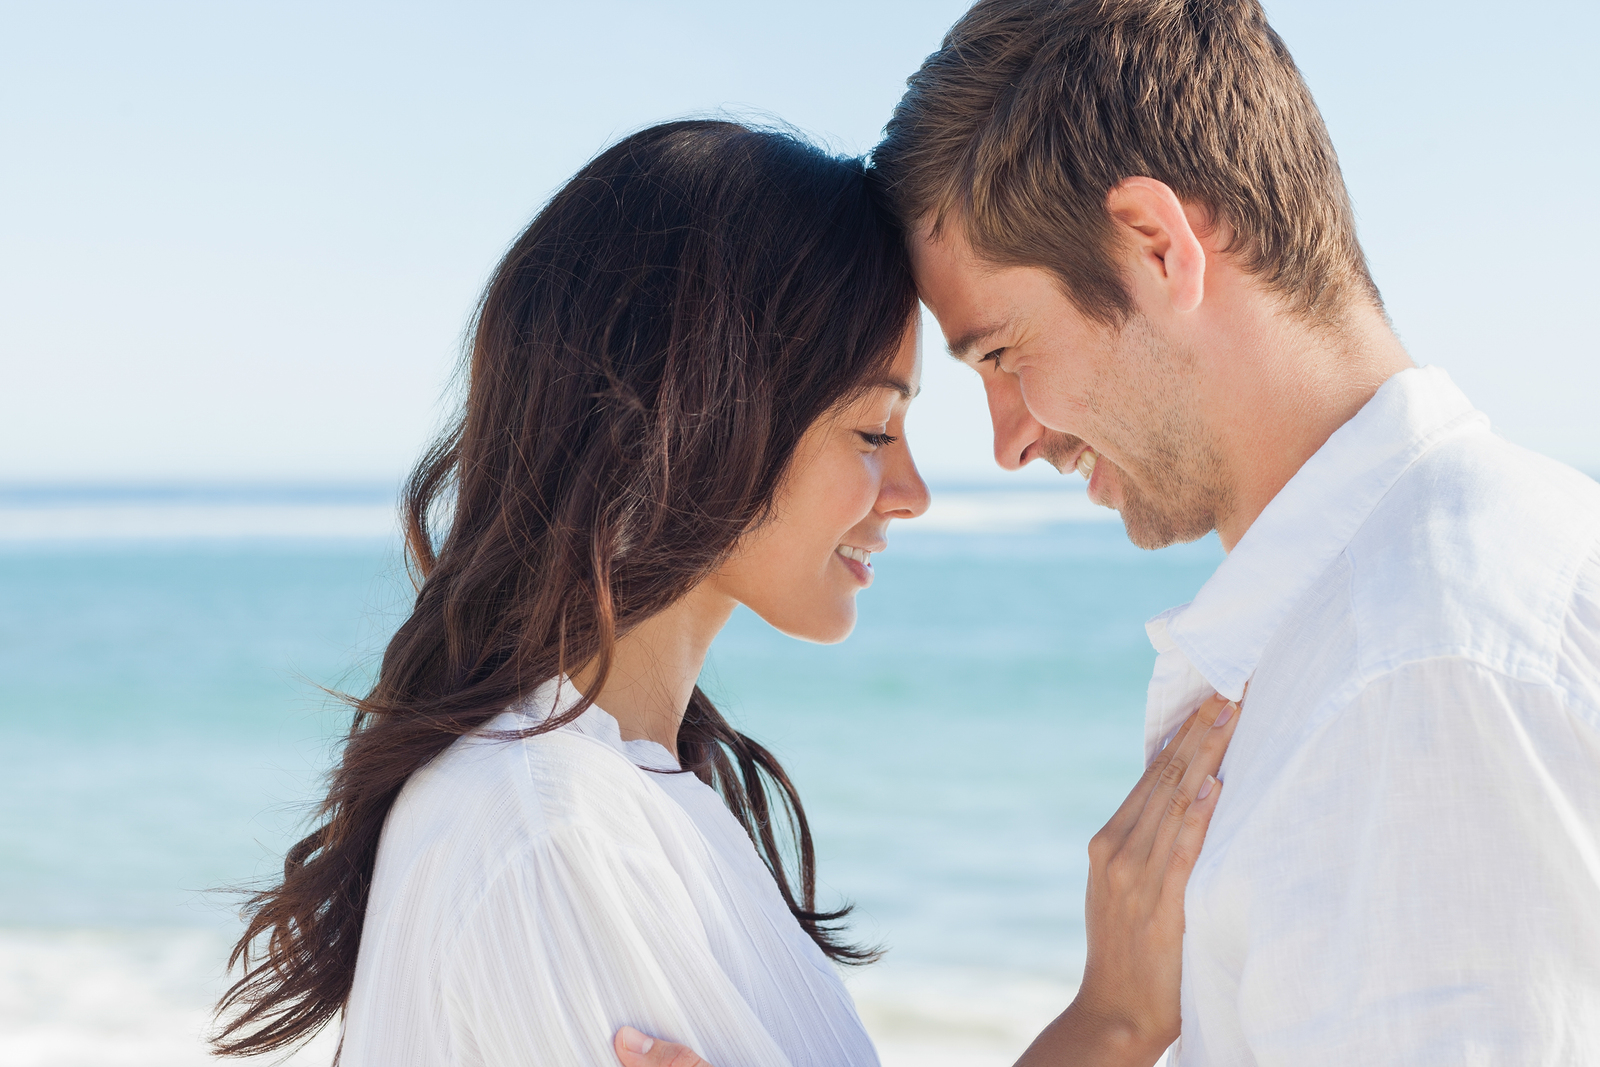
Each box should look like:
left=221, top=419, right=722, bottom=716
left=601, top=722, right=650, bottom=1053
left=1210, top=303, right=1414, bottom=552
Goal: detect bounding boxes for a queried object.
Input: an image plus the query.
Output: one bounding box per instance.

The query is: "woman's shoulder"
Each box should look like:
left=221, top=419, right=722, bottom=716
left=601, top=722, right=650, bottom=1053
left=358, top=709, right=695, bottom=972
left=388, top=705, right=674, bottom=861
left=348, top=707, right=728, bottom=1064
left=362, top=683, right=728, bottom=971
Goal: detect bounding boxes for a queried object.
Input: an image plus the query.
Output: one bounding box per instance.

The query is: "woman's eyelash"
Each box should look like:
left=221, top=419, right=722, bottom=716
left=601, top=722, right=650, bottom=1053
left=858, top=432, right=899, bottom=447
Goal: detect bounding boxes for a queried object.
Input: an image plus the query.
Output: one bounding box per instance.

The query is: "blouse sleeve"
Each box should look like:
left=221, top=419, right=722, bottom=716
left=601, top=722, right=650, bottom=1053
left=440, top=822, right=796, bottom=1067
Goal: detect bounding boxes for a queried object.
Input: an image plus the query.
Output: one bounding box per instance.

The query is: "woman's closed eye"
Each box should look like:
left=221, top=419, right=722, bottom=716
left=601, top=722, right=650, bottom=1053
left=857, top=431, right=899, bottom=448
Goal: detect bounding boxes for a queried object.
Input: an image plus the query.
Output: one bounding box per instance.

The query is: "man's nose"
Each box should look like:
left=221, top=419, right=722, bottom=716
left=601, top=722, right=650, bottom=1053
left=984, top=366, right=1050, bottom=471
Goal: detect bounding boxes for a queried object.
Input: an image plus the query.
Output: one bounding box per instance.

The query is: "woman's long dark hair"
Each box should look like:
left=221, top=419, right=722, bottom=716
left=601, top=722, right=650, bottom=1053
left=212, top=120, right=917, bottom=1057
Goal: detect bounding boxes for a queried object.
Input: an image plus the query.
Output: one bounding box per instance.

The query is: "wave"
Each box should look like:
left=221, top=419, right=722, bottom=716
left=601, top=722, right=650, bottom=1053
left=0, top=928, right=336, bottom=1067
left=0, top=487, right=1115, bottom=542
left=847, top=960, right=1082, bottom=1067
left=0, top=928, right=1079, bottom=1067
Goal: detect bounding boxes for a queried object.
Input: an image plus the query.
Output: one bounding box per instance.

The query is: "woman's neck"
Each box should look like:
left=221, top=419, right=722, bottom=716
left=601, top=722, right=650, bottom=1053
left=570, top=581, right=737, bottom=755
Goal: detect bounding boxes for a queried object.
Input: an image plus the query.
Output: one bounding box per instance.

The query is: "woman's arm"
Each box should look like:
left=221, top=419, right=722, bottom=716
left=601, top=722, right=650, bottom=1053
left=615, top=694, right=1238, bottom=1067
left=1013, top=693, right=1236, bottom=1066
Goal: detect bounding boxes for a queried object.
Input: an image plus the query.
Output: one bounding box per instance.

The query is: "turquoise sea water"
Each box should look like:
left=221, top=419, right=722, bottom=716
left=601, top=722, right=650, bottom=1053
left=0, top=497, right=1222, bottom=1062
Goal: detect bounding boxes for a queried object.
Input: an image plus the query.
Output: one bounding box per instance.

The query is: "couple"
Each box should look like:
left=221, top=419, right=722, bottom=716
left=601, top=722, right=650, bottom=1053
left=215, top=0, right=1600, bottom=1064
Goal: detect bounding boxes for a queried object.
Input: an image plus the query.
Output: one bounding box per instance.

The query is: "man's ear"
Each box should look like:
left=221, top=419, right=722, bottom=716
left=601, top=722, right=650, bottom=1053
left=1105, top=177, right=1206, bottom=314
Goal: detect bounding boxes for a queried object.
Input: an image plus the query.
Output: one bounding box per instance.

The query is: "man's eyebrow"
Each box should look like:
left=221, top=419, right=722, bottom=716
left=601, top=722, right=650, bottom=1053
left=946, top=320, right=1011, bottom=361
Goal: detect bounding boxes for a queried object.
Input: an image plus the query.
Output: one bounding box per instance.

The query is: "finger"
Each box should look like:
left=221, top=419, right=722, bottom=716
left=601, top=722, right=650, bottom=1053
left=1097, top=700, right=1212, bottom=842
left=1127, top=694, right=1232, bottom=862
left=615, top=1027, right=716, bottom=1067
left=1147, top=697, right=1239, bottom=866
left=1161, top=774, right=1224, bottom=903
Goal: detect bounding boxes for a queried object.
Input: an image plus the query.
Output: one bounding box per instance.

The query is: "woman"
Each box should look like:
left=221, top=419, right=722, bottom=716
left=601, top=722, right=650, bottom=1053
left=213, top=120, right=1233, bottom=1067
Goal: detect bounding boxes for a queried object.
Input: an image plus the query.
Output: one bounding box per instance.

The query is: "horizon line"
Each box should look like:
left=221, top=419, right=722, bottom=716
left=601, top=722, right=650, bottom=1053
left=0, top=477, right=1096, bottom=505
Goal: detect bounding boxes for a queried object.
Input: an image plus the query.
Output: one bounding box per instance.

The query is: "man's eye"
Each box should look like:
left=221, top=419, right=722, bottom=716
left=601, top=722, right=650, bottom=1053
left=982, top=347, right=1007, bottom=369
left=858, top=432, right=899, bottom=448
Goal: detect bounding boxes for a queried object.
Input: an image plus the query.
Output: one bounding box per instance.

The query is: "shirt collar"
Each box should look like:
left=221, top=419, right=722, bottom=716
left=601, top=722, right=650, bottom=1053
left=518, top=677, right=681, bottom=771
left=1156, top=366, right=1488, bottom=701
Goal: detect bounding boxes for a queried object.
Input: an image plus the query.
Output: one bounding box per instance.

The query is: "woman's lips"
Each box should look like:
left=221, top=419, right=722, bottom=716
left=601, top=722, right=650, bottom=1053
left=835, top=544, right=874, bottom=586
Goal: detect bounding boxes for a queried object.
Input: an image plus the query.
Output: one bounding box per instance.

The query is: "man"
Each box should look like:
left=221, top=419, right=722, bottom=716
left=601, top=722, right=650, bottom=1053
left=612, top=0, right=1600, bottom=1063
left=866, top=0, right=1600, bottom=1063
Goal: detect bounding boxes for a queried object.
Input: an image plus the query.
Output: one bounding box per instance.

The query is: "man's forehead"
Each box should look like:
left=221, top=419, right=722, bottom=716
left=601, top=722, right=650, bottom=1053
left=907, top=219, right=1005, bottom=342
left=910, top=215, right=1003, bottom=276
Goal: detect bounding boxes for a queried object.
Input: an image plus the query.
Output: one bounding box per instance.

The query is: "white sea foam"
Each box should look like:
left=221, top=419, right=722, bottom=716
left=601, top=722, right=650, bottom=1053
left=916, top=488, right=1116, bottom=532
left=1, top=928, right=1075, bottom=1067
left=847, top=961, right=1082, bottom=1067
left=0, top=487, right=1111, bottom=542
left=0, top=928, right=336, bottom=1067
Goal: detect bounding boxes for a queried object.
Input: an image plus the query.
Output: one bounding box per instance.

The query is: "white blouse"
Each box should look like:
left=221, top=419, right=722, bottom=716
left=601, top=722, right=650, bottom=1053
left=342, top=679, right=878, bottom=1067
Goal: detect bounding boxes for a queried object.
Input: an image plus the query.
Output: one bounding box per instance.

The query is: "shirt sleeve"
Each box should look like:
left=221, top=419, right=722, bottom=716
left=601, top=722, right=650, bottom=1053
left=440, top=822, right=796, bottom=1067
left=1227, top=656, right=1600, bottom=1065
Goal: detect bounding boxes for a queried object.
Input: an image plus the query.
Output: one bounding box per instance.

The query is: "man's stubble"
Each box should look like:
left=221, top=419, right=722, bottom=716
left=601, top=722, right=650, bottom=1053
left=1039, top=313, right=1230, bottom=551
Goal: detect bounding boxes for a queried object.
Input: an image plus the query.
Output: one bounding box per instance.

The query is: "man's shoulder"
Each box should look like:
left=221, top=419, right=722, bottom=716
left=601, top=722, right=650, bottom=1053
left=1342, top=428, right=1600, bottom=688
left=1368, top=426, right=1600, bottom=555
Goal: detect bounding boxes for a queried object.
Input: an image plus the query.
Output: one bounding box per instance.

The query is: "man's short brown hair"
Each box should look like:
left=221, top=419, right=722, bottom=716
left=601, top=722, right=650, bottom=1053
left=873, top=0, right=1380, bottom=324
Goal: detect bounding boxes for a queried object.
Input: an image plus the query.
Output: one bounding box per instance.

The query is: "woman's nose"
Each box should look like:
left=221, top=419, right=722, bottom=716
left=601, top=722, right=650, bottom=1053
left=880, top=441, right=931, bottom=520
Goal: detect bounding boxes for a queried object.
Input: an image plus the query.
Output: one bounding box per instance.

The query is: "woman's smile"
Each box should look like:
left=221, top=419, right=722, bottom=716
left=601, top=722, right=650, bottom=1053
left=835, top=543, right=876, bottom=585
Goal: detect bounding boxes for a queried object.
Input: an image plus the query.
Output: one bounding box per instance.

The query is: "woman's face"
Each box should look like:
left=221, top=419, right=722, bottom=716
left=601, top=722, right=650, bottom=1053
left=710, top=321, right=930, bottom=644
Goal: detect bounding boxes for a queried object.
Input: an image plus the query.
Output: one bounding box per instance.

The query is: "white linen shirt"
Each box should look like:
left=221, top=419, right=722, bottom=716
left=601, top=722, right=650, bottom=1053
left=342, top=680, right=878, bottom=1067
left=1145, top=367, right=1600, bottom=1065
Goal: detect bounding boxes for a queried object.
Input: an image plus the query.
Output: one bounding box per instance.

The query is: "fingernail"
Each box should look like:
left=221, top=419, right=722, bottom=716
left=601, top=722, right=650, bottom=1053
left=1214, top=701, right=1236, bottom=727
left=619, top=1027, right=654, bottom=1055
left=1197, top=774, right=1216, bottom=800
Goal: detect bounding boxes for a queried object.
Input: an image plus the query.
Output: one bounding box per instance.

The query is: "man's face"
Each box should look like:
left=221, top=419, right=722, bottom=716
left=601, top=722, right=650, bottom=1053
left=910, top=222, right=1229, bottom=549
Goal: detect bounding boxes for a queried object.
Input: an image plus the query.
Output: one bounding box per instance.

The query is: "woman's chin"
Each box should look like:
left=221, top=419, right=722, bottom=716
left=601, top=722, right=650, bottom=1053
left=808, top=615, right=857, bottom=645
left=758, top=601, right=858, bottom=646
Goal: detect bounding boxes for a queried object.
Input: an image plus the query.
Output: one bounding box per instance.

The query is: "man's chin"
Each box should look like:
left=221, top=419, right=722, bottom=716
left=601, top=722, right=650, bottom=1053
left=1115, top=485, right=1217, bottom=551
left=1041, top=435, right=1219, bottom=548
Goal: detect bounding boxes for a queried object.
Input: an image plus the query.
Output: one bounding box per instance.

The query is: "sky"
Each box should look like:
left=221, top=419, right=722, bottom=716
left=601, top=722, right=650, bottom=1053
left=2, top=0, right=1596, bottom=486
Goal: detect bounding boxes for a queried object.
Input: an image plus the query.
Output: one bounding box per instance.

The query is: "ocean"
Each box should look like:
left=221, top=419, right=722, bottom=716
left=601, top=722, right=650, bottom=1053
left=0, top=485, right=1223, bottom=1066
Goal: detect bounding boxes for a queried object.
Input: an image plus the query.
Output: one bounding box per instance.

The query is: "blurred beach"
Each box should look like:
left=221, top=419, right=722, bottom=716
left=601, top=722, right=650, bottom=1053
left=4, top=0, right=1596, bottom=1060
left=0, top=483, right=1221, bottom=1067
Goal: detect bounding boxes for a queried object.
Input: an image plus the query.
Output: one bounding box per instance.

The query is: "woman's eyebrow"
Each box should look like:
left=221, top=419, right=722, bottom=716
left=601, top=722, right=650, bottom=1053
left=874, top=377, right=918, bottom=399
